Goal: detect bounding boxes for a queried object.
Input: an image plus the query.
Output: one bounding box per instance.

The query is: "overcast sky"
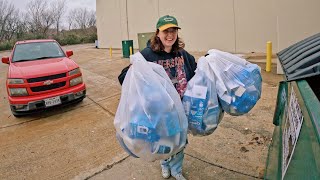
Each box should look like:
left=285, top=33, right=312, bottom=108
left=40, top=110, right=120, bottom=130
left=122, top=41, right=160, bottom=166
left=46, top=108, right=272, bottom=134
left=10, top=0, right=96, bottom=12
left=9, top=0, right=96, bottom=29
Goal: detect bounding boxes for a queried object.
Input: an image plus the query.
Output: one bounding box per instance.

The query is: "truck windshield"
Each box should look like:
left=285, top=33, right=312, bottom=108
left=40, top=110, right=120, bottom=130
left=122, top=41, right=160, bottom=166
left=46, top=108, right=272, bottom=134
left=12, top=42, right=66, bottom=62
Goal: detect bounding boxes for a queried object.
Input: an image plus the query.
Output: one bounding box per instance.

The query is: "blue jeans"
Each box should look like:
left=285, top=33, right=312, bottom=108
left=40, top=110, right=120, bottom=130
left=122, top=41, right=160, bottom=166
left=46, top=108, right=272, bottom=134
left=160, top=149, right=184, bottom=176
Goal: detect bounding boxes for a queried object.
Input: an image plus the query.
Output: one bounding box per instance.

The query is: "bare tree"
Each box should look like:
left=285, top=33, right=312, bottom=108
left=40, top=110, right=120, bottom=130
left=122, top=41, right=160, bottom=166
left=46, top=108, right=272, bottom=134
left=66, top=12, right=74, bottom=30
left=68, top=8, right=96, bottom=30
left=51, top=0, right=67, bottom=35
left=3, top=9, right=21, bottom=40
left=0, top=0, right=19, bottom=41
left=26, top=0, right=54, bottom=36
left=15, top=15, right=28, bottom=39
left=70, top=8, right=87, bottom=29
left=87, top=10, right=96, bottom=28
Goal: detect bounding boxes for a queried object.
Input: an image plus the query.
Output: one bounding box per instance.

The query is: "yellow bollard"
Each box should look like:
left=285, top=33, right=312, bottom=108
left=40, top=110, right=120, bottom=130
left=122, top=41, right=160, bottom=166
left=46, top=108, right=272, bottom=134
left=266, top=41, right=272, bottom=72
left=109, top=46, right=112, bottom=58
left=130, top=46, right=133, bottom=55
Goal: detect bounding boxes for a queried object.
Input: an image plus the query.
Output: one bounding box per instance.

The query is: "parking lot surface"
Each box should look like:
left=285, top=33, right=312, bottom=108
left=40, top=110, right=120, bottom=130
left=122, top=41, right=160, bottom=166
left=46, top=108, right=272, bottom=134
left=0, top=44, right=283, bottom=179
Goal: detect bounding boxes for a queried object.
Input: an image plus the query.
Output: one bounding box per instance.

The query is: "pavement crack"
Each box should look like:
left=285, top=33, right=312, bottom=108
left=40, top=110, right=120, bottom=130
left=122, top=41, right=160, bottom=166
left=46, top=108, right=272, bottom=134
left=0, top=118, right=42, bottom=129
left=83, top=155, right=130, bottom=180
left=185, top=153, right=262, bottom=179
left=0, top=103, right=93, bottom=129
left=94, top=93, right=121, bottom=104
left=1, top=94, right=120, bottom=129
left=86, top=95, right=116, bottom=116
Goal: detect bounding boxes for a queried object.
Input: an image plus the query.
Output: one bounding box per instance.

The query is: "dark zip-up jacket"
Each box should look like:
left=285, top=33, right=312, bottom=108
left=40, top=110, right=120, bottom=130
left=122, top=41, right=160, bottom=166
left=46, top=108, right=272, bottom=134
left=118, top=47, right=197, bottom=97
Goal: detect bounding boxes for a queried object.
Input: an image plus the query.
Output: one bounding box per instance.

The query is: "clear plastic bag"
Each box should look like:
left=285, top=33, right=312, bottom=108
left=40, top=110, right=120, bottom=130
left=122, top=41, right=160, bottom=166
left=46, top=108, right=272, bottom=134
left=206, top=49, right=262, bottom=116
left=182, top=57, right=224, bottom=136
left=114, top=52, right=188, bottom=162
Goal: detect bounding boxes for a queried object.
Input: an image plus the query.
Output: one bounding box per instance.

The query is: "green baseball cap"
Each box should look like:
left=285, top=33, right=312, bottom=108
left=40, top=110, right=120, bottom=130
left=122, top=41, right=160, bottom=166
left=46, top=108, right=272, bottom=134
left=156, top=15, right=181, bottom=31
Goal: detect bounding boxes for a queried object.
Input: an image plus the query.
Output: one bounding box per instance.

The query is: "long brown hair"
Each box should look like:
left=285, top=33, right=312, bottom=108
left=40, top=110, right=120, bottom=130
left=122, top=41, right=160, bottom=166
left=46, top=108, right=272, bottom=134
left=150, top=29, right=185, bottom=53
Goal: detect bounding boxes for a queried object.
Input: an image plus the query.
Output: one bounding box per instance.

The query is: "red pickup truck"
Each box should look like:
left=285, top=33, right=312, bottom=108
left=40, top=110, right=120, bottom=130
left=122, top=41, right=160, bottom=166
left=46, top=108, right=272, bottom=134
left=1, top=39, right=86, bottom=116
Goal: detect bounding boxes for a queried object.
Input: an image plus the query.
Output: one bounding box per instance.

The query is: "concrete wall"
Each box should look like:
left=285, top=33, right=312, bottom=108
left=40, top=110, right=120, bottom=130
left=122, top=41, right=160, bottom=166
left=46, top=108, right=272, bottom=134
left=276, top=0, right=320, bottom=50
left=234, top=0, right=278, bottom=53
left=96, top=0, right=320, bottom=53
left=127, top=0, right=159, bottom=42
left=96, top=0, right=121, bottom=48
left=158, top=0, right=235, bottom=52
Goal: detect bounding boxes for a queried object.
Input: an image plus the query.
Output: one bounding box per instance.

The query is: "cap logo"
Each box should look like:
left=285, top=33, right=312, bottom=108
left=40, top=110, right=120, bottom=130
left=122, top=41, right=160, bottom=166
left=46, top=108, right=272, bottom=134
left=164, top=17, right=174, bottom=22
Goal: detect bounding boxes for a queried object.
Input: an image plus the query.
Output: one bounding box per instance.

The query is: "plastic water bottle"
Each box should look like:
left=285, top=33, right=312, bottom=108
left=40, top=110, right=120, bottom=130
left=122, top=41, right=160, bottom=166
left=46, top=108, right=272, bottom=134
left=205, top=106, right=221, bottom=126
left=152, top=110, right=181, bottom=137
left=142, top=86, right=172, bottom=113
left=189, top=96, right=208, bottom=131
left=163, top=110, right=181, bottom=136
left=151, top=134, right=180, bottom=154
left=248, top=65, right=262, bottom=89
left=238, top=69, right=254, bottom=86
left=253, top=74, right=262, bottom=93
left=221, top=63, right=262, bottom=115
left=128, top=113, right=160, bottom=142
left=232, top=90, right=259, bottom=114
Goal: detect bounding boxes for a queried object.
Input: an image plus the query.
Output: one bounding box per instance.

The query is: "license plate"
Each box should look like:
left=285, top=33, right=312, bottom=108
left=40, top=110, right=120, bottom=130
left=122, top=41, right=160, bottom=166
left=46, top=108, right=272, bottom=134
left=44, top=96, right=61, bottom=107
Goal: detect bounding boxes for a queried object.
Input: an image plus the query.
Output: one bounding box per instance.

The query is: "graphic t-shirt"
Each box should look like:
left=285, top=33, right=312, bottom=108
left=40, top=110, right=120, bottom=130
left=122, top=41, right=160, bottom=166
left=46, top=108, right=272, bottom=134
left=156, top=56, right=188, bottom=97
left=118, top=47, right=197, bottom=98
left=140, top=47, right=197, bottom=98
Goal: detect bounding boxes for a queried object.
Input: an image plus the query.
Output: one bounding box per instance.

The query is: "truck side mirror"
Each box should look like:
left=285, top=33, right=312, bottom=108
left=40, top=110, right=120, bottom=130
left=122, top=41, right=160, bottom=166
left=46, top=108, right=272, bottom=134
left=2, top=57, right=9, bottom=64
left=66, top=50, right=73, bottom=57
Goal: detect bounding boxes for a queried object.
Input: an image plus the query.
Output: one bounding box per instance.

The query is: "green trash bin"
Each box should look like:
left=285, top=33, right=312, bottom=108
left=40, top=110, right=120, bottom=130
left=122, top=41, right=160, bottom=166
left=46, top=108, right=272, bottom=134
left=265, top=80, right=320, bottom=179
left=122, top=40, right=134, bottom=58
left=264, top=33, right=320, bottom=179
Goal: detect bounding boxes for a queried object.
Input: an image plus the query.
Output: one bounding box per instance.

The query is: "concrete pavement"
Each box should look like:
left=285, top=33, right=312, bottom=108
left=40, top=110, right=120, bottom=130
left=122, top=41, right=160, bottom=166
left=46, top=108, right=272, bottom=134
left=0, top=44, right=283, bottom=180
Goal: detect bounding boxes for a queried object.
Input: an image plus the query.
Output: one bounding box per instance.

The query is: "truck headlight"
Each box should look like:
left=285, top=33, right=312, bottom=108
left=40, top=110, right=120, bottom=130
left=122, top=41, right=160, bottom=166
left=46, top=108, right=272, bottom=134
left=70, top=76, right=83, bottom=86
left=68, top=68, right=81, bottom=76
left=9, top=88, right=28, bottom=96
left=8, top=79, right=24, bottom=84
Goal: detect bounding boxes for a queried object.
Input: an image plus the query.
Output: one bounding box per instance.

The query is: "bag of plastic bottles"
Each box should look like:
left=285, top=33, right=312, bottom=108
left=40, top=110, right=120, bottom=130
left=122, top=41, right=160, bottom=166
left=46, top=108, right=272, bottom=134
left=114, top=52, right=188, bottom=162
left=182, top=57, right=224, bottom=136
left=206, top=49, right=262, bottom=116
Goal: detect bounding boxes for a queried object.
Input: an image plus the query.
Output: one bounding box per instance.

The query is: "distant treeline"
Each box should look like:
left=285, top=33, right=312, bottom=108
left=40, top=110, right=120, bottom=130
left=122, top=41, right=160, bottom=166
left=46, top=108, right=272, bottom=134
left=0, top=0, right=97, bottom=51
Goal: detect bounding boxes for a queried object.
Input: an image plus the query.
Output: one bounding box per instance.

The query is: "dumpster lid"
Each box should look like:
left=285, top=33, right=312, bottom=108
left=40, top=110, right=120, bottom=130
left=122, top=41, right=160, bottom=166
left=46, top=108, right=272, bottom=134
left=277, top=33, right=320, bottom=81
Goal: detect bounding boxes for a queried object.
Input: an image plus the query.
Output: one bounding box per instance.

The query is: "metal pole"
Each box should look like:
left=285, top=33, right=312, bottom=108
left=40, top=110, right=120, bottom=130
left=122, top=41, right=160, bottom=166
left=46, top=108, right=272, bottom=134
left=266, top=41, right=272, bottom=72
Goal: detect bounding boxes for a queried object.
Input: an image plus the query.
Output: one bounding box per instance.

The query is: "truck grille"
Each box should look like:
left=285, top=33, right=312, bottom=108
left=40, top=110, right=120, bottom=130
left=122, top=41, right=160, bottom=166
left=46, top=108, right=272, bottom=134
left=27, top=73, right=67, bottom=83
left=31, top=82, right=66, bottom=92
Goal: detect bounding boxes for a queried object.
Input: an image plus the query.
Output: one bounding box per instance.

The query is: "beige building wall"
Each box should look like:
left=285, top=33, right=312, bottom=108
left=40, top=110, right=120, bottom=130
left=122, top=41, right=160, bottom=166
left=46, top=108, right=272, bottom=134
left=158, top=0, right=236, bottom=52
left=234, top=0, right=278, bottom=53
left=96, top=0, right=122, bottom=48
left=127, top=0, right=159, bottom=40
left=277, top=0, right=320, bottom=51
left=96, top=0, right=320, bottom=53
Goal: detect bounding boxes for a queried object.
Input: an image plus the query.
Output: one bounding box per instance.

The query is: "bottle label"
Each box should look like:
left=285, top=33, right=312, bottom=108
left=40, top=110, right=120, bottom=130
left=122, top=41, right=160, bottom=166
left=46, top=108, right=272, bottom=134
left=183, top=85, right=208, bottom=131
left=156, top=145, right=171, bottom=154
left=129, top=122, right=160, bottom=142
left=162, top=111, right=181, bottom=136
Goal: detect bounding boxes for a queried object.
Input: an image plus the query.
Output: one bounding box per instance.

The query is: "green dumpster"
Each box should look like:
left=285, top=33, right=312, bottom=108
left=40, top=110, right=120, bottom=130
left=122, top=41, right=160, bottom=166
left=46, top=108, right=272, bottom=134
left=137, top=32, right=154, bottom=51
left=122, top=40, right=134, bottom=58
left=264, top=33, right=320, bottom=179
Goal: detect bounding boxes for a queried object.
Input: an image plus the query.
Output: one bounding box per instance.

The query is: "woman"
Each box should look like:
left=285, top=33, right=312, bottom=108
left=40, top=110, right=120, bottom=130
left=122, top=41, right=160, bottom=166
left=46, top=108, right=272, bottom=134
left=118, top=15, right=197, bottom=180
